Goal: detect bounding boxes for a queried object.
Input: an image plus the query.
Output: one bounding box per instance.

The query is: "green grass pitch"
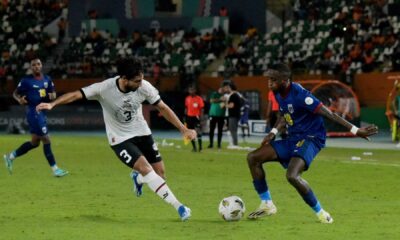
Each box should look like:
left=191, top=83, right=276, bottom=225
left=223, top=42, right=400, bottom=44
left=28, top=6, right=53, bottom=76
left=0, top=135, right=399, bottom=240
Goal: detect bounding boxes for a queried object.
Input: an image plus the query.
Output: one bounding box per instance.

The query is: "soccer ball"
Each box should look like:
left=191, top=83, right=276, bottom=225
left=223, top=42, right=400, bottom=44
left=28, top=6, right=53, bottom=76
left=218, top=196, right=246, bottom=221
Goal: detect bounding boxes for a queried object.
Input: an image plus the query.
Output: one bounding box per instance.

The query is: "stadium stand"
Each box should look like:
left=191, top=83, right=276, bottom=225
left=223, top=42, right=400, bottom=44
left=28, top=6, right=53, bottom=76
left=223, top=0, right=400, bottom=84
left=55, top=26, right=228, bottom=79
left=0, top=0, right=68, bottom=82
left=2, top=0, right=400, bottom=85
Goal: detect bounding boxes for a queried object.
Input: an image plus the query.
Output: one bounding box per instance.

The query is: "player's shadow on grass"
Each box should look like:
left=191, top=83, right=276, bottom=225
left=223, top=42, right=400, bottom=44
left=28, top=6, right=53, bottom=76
left=78, top=214, right=125, bottom=223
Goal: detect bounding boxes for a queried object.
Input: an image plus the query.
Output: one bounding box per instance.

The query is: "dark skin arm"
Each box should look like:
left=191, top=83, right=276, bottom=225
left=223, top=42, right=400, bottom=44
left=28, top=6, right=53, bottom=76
left=317, top=104, right=378, bottom=140
left=13, top=89, right=27, bottom=105
left=262, top=104, right=378, bottom=145
left=261, top=114, right=286, bottom=145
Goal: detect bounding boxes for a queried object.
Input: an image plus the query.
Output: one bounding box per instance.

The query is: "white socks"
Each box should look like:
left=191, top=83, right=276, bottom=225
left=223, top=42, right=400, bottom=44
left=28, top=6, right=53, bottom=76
left=138, top=170, right=182, bottom=210
left=51, top=165, right=59, bottom=172
left=9, top=152, right=16, bottom=160
left=261, top=200, right=274, bottom=206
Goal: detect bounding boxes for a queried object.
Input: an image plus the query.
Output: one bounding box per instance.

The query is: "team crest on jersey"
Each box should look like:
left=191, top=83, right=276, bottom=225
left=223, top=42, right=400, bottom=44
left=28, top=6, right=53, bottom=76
left=288, top=104, right=294, bottom=114
left=44, top=82, right=48, bottom=88
left=305, top=97, right=314, bottom=105
left=296, top=139, right=305, bottom=147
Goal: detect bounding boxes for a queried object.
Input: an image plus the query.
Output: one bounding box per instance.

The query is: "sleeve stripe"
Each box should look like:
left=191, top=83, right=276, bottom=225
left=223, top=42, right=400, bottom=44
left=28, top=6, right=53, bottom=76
left=80, top=89, right=87, bottom=100
left=313, top=102, right=323, bottom=113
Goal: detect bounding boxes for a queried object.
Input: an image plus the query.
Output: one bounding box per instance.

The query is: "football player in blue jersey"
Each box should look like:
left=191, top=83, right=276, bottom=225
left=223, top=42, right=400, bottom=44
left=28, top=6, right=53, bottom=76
left=247, top=63, right=378, bottom=223
left=3, top=58, right=68, bottom=177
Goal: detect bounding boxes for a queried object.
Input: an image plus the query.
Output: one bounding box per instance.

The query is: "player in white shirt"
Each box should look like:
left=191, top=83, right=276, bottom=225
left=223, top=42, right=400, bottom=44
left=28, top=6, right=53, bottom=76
left=36, top=58, right=196, bottom=221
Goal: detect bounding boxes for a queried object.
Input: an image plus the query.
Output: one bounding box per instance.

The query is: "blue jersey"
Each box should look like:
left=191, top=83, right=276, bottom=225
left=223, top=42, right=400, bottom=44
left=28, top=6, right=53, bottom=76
left=275, top=83, right=326, bottom=144
left=16, top=74, right=55, bottom=136
left=240, top=99, right=250, bottom=124
left=16, top=74, right=55, bottom=113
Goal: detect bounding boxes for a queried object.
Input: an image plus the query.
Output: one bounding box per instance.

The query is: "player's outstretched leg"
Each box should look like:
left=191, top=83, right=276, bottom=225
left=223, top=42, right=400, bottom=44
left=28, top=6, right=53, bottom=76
left=4, top=141, right=39, bottom=174
left=301, top=189, right=333, bottom=224
left=247, top=179, right=277, bottom=219
left=246, top=146, right=278, bottom=219
left=286, top=158, right=333, bottom=224
left=137, top=170, right=191, bottom=221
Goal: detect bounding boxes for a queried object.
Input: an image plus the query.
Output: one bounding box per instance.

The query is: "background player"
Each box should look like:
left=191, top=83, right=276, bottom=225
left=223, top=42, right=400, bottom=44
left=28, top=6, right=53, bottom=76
left=207, top=87, right=225, bottom=149
left=222, top=81, right=242, bottom=148
left=239, top=95, right=250, bottom=142
left=3, top=58, right=68, bottom=177
left=184, top=85, right=204, bottom=152
left=247, top=63, right=378, bottom=223
left=36, top=58, right=196, bottom=221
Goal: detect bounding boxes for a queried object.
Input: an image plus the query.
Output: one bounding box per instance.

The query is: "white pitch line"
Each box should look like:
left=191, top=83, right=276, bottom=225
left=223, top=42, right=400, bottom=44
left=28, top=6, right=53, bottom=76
left=337, top=161, right=400, bottom=168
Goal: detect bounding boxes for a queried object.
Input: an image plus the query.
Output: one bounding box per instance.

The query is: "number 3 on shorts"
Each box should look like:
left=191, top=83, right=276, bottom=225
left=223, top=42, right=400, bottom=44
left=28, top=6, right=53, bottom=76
left=120, top=149, right=132, bottom=163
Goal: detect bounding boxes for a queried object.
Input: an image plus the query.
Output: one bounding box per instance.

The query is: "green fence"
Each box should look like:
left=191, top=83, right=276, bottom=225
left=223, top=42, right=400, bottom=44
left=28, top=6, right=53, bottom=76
left=360, top=107, right=389, bottom=129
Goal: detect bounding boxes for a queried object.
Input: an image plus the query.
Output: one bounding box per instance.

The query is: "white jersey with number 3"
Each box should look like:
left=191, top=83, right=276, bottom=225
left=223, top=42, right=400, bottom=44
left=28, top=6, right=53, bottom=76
left=81, top=76, right=160, bottom=145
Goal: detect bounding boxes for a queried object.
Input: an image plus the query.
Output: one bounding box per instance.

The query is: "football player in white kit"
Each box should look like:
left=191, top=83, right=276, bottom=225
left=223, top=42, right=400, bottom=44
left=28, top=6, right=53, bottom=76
left=36, top=58, right=196, bottom=221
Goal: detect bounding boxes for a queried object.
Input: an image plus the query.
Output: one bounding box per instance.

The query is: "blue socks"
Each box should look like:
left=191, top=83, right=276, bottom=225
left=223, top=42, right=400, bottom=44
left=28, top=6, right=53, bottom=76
left=15, top=141, right=37, bottom=157
left=312, top=202, right=322, bottom=213
left=260, top=191, right=272, bottom=201
left=43, top=143, right=56, bottom=167
left=253, top=179, right=272, bottom=201
left=302, top=190, right=322, bottom=213
left=254, top=180, right=323, bottom=213
left=12, top=141, right=57, bottom=168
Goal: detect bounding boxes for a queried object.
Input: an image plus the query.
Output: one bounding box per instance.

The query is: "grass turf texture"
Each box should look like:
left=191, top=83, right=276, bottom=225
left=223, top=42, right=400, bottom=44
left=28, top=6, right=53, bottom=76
left=0, top=135, right=399, bottom=240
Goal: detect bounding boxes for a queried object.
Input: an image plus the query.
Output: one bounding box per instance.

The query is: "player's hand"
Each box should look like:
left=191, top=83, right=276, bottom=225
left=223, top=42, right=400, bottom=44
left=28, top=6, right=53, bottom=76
left=18, top=96, right=28, bottom=105
left=182, top=128, right=197, bottom=141
left=261, top=133, right=275, bottom=146
left=356, top=125, right=378, bottom=141
left=36, top=102, right=54, bottom=112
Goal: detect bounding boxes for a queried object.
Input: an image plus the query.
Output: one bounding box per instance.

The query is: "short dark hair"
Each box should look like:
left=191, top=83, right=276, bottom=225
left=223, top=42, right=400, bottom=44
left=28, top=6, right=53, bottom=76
left=221, top=79, right=237, bottom=90
left=266, top=63, right=291, bottom=81
left=30, top=57, right=41, bottom=62
left=117, top=58, right=144, bottom=79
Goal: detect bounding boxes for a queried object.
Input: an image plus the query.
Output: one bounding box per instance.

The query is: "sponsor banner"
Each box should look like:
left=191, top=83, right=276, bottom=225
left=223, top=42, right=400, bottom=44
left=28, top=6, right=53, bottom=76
left=0, top=111, right=105, bottom=131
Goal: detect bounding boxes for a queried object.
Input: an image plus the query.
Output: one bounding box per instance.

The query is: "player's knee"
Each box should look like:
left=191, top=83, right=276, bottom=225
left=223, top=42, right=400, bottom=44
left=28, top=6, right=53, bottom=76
left=155, top=168, right=166, bottom=179
left=247, top=151, right=259, bottom=166
left=41, top=137, right=51, bottom=144
left=31, top=141, right=40, bottom=148
left=286, top=172, right=300, bottom=185
left=133, top=157, right=153, bottom=175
